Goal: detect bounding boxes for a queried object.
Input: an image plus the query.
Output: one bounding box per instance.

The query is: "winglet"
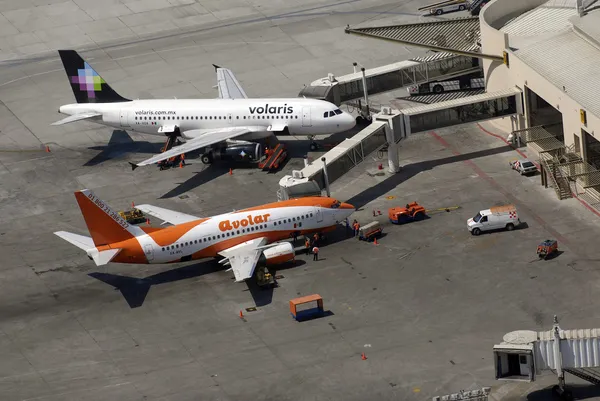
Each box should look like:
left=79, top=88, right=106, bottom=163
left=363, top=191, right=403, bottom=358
left=212, top=64, right=221, bottom=71
left=129, top=162, right=138, bottom=171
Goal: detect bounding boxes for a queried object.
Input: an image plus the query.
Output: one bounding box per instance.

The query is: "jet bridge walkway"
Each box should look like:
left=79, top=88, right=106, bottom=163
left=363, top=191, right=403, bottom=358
left=278, top=88, right=523, bottom=200
left=494, top=315, right=600, bottom=400
left=298, top=53, right=482, bottom=106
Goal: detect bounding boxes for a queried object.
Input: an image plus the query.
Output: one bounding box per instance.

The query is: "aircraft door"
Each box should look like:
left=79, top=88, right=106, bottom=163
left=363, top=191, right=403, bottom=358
left=144, top=244, right=154, bottom=261
left=315, top=206, right=323, bottom=223
left=227, top=113, right=233, bottom=126
left=302, top=106, right=311, bottom=127
left=120, top=109, right=130, bottom=128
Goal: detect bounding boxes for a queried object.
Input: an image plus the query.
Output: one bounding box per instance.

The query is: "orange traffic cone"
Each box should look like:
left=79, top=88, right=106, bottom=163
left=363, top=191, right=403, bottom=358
left=45, top=145, right=51, bottom=153
left=361, top=352, right=367, bottom=360
left=229, top=168, right=233, bottom=175
left=239, top=310, right=244, bottom=318
left=373, top=237, right=378, bottom=245
left=179, top=161, right=183, bottom=168
left=146, top=218, right=150, bottom=225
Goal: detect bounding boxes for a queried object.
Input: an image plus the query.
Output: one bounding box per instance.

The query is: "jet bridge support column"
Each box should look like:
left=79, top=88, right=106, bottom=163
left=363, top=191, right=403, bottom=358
left=374, top=108, right=405, bottom=173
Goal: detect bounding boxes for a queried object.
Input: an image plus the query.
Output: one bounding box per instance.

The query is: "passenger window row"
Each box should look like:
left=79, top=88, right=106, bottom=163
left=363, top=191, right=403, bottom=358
left=161, top=223, right=271, bottom=252
left=135, top=115, right=300, bottom=121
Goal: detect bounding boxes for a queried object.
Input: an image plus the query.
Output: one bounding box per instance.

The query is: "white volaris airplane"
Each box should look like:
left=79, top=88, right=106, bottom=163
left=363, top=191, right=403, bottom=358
left=53, top=50, right=356, bottom=169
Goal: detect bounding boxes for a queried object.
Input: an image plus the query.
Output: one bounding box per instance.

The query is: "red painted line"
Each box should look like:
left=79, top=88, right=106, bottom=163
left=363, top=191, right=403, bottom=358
left=476, top=123, right=600, bottom=219
left=429, top=131, right=571, bottom=246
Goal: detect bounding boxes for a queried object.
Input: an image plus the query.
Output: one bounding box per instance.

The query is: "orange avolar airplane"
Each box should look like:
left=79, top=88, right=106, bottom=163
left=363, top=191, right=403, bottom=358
left=55, top=190, right=354, bottom=282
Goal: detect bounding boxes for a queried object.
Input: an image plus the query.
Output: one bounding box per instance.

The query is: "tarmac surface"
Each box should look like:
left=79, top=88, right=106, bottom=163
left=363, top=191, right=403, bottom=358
left=3, top=0, right=600, bottom=400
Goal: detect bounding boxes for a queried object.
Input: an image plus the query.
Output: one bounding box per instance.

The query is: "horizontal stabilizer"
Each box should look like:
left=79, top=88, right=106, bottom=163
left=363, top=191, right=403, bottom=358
left=51, top=112, right=101, bottom=126
left=88, top=248, right=121, bottom=266
left=54, top=231, right=94, bottom=251
left=135, top=204, right=200, bottom=225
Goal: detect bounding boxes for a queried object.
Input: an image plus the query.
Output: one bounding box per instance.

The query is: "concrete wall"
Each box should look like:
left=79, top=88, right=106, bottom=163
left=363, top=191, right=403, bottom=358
left=478, top=0, right=600, bottom=152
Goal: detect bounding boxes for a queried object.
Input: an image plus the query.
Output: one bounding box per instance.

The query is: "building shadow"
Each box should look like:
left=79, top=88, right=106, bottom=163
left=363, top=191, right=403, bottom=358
left=347, top=145, right=514, bottom=209
left=89, top=259, right=224, bottom=308
left=527, top=383, right=600, bottom=400
left=84, top=130, right=163, bottom=166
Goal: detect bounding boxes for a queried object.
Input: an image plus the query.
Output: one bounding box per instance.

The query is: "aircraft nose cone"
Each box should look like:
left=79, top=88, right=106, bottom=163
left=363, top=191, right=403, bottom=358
left=344, top=113, right=356, bottom=129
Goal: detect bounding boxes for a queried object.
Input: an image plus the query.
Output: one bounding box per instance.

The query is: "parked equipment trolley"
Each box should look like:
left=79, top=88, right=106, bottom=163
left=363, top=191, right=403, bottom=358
left=537, top=239, right=558, bottom=260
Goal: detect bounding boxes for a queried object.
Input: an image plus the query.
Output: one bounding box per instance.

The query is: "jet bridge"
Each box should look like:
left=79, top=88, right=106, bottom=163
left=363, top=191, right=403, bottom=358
left=494, top=315, right=600, bottom=400
left=298, top=54, right=481, bottom=106
left=278, top=88, right=524, bottom=200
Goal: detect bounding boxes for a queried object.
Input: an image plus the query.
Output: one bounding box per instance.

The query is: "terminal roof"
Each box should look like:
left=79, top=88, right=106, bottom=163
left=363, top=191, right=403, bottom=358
left=515, top=30, right=600, bottom=118
left=344, top=17, right=503, bottom=60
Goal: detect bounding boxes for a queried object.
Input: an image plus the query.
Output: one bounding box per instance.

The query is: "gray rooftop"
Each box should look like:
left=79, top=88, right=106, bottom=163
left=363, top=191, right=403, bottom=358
left=515, top=29, right=600, bottom=118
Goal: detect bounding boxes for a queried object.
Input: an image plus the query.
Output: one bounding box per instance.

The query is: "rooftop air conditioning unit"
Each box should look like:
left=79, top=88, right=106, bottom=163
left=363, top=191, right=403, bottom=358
left=327, top=73, right=337, bottom=83
left=292, top=170, right=304, bottom=179
left=381, top=106, right=391, bottom=115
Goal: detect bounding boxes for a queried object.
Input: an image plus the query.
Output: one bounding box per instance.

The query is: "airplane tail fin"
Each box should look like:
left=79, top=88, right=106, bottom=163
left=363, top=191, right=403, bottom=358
left=58, top=50, right=130, bottom=104
left=73, top=189, right=144, bottom=247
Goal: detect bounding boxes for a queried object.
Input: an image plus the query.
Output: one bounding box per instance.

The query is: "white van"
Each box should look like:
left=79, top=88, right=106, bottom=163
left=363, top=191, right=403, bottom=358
left=467, top=205, right=520, bottom=236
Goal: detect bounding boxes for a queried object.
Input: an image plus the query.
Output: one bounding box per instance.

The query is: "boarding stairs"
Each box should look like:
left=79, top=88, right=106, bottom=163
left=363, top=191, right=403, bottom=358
left=493, top=316, right=600, bottom=400
left=541, top=155, right=572, bottom=200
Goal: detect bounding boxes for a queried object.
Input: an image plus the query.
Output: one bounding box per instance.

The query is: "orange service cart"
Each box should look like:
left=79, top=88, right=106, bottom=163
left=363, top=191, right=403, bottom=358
left=290, top=294, right=324, bottom=321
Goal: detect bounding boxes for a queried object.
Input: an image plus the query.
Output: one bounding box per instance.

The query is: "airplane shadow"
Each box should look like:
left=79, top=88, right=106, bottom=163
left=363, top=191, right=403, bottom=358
left=89, top=258, right=309, bottom=309
left=84, top=130, right=164, bottom=166
left=346, top=145, right=514, bottom=209
left=89, top=259, right=225, bottom=308
left=159, top=163, right=229, bottom=199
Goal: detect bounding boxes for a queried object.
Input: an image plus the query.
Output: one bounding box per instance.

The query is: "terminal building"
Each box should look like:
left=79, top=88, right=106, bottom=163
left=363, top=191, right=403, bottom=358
left=338, top=0, right=600, bottom=202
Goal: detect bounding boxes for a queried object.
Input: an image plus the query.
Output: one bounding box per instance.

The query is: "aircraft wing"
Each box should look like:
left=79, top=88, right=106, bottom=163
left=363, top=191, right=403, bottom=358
left=51, top=112, right=102, bottom=126
left=214, top=65, right=248, bottom=99
left=130, top=127, right=253, bottom=169
left=218, top=237, right=269, bottom=282
left=134, top=204, right=200, bottom=225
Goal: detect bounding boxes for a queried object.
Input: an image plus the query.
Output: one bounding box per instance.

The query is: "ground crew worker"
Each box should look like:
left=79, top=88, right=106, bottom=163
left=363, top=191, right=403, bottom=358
left=292, top=231, right=298, bottom=245
left=305, top=238, right=311, bottom=255
left=353, top=220, right=360, bottom=237
left=313, top=233, right=319, bottom=246
left=312, top=245, right=319, bottom=261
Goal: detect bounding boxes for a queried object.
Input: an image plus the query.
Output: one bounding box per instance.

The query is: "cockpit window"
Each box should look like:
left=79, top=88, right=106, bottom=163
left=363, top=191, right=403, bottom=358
left=334, top=109, right=342, bottom=115
left=331, top=200, right=341, bottom=209
left=323, top=112, right=328, bottom=118
left=329, top=111, right=335, bottom=117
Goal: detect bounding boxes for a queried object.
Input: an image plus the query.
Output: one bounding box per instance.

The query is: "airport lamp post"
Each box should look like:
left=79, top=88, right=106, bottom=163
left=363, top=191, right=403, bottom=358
left=321, top=157, right=331, bottom=197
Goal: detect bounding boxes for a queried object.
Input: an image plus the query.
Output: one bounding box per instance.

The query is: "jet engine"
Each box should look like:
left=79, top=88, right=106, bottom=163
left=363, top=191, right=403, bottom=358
left=260, top=242, right=295, bottom=266
left=211, top=143, right=262, bottom=163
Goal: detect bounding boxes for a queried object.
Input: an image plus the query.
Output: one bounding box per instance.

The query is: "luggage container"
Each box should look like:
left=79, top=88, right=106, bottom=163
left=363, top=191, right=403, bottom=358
left=358, top=221, right=383, bottom=241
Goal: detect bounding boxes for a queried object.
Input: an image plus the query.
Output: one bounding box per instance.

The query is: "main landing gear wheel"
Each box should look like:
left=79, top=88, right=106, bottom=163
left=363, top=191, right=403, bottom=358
left=201, top=152, right=213, bottom=165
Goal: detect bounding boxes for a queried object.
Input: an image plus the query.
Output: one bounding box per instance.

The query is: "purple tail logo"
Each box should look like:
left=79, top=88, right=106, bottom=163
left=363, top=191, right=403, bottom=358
left=70, top=62, right=105, bottom=99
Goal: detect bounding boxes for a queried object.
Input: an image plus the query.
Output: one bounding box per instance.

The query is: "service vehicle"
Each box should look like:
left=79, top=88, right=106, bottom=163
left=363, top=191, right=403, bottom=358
left=418, top=0, right=488, bottom=15
left=358, top=221, right=383, bottom=241
left=509, top=159, right=537, bottom=175
left=467, top=205, right=520, bottom=236
left=388, top=202, right=427, bottom=224
left=408, top=77, right=484, bottom=95
left=537, top=239, right=558, bottom=260
left=118, top=209, right=146, bottom=224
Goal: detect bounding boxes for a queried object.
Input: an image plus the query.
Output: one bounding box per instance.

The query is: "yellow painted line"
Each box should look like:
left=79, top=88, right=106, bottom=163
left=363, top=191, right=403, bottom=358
left=425, top=206, right=461, bottom=213
left=386, top=196, right=396, bottom=200
left=413, top=388, right=421, bottom=393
